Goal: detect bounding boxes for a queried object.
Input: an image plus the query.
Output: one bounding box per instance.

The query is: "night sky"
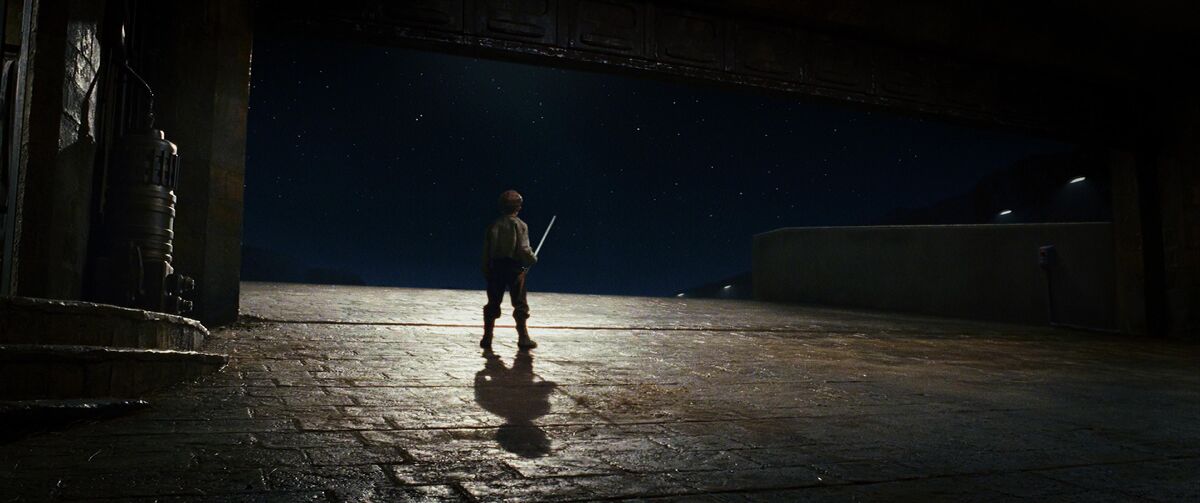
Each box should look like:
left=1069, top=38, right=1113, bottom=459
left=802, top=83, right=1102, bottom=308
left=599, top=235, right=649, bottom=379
left=244, top=36, right=1071, bottom=297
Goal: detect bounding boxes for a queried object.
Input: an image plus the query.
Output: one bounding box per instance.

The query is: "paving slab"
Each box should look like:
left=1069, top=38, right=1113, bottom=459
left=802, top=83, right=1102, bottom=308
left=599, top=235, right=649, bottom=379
left=1, top=281, right=1198, bottom=501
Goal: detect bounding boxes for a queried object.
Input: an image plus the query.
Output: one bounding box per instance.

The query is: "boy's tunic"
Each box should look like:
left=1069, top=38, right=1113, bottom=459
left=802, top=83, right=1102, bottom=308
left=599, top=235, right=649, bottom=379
left=482, top=215, right=537, bottom=321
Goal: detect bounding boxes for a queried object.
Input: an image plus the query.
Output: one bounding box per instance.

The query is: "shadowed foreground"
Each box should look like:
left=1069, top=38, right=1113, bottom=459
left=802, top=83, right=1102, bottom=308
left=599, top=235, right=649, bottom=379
left=2, top=282, right=1198, bottom=501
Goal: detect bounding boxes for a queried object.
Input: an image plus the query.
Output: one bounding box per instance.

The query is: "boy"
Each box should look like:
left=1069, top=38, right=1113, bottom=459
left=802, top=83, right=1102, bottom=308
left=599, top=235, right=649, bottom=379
left=481, top=190, right=538, bottom=350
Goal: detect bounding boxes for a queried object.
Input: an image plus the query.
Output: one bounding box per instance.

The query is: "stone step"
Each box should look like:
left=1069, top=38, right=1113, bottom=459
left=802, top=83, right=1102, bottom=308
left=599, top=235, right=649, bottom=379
left=0, top=398, right=150, bottom=442
left=0, top=296, right=208, bottom=351
left=0, top=344, right=227, bottom=400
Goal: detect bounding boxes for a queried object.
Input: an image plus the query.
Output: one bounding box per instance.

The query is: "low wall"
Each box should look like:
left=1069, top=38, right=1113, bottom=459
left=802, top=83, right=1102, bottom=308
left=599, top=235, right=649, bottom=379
left=753, top=223, right=1116, bottom=328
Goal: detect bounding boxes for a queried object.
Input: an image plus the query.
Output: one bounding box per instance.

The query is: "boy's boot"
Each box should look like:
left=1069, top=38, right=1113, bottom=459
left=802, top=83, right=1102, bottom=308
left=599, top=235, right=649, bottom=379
left=481, top=318, right=495, bottom=349
left=516, top=319, right=537, bottom=349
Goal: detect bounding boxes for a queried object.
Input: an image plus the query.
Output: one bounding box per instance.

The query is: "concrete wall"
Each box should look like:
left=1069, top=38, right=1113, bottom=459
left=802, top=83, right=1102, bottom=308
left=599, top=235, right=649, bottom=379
left=753, top=223, right=1117, bottom=329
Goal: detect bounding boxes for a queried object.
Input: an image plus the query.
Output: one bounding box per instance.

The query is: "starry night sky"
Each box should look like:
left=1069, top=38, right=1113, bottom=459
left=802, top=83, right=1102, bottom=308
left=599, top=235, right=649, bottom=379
left=244, top=35, right=1071, bottom=297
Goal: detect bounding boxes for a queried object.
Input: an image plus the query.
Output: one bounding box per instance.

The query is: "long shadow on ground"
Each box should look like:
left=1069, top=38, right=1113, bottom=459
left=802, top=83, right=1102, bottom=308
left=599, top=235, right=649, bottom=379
left=474, top=350, right=558, bottom=458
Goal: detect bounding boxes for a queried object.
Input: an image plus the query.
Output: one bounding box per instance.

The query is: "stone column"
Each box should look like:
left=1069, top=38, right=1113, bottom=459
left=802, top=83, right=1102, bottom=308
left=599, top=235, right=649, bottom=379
left=138, top=0, right=252, bottom=326
left=1110, top=98, right=1200, bottom=340
left=1157, top=99, right=1200, bottom=339
left=13, top=0, right=105, bottom=300
left=1109, top=149, right=1149, bottom=336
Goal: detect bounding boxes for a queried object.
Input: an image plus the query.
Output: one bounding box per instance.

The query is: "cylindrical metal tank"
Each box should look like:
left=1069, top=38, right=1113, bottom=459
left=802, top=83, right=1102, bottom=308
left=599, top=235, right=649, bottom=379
left=107, top=129, right=178, bottom=263
left=96, top=128, right=193, bottom=314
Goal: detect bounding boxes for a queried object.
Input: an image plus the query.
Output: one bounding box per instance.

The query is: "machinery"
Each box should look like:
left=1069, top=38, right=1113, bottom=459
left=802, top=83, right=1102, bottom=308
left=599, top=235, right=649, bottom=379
left=91, top=22, right=193, bottom=315
left=94, top=127, right=193, bottom=314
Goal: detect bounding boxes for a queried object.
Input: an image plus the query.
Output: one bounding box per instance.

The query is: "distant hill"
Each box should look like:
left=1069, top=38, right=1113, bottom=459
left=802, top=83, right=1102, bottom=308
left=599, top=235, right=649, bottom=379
left=241, top=246, right=366, bottom=286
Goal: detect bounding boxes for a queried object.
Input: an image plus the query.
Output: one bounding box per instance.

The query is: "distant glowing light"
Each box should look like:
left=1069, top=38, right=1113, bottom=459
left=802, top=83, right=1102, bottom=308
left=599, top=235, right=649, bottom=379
left=1069, top=176, right=1087, bottom=184
left=999, top=210, right=1013, bottom=216
left=723, top=285, right=733, bottom=290
left=676, top=293, right=685, bottom=297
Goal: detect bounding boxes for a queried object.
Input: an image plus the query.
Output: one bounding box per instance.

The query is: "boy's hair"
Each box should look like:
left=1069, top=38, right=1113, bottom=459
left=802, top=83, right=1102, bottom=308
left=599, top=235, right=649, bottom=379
left=498, top=190, right=523, bottom=214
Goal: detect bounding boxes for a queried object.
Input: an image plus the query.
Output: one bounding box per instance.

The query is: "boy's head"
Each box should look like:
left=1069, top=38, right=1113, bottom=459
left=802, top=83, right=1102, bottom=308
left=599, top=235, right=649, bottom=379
left=498, top=190, right=523, bottom=215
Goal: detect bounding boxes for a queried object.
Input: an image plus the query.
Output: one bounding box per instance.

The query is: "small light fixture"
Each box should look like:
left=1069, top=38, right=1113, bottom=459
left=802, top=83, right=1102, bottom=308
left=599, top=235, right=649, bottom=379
left=999, top=209, right=1013, bottom=216
left=676, top=293, right=684, bottom=297
left=1069, top=176, right=1086, bottom=184
left=723, top=285, right=733, bottom=290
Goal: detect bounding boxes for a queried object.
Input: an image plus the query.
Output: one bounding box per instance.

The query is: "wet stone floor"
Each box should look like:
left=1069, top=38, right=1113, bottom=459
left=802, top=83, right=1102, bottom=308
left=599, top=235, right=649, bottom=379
left=3, top=281, right=1200, bottom=502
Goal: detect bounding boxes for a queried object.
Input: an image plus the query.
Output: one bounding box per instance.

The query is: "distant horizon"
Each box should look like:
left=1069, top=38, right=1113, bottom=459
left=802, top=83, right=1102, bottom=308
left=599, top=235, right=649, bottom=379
left=236, top=271, right=751, bottom=298
left=240, top=243, right=752, bottom=296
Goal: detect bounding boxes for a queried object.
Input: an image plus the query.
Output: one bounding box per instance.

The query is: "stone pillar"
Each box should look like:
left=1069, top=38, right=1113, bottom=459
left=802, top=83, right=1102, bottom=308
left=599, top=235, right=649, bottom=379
left=1109, top=149, right=1149, bottom=336
left=1111, top=97, right=1200, bottom=340
left=1157, top=100, right=1200, bottom=340
left=13, top=0, right=105, bottom=300
left=138, top=1, right=252, bottom=326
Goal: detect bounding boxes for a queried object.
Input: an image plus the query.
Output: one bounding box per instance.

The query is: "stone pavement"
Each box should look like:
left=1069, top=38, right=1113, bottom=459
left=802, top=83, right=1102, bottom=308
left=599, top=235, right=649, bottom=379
left=3, top=281, right=1199, bottom=501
